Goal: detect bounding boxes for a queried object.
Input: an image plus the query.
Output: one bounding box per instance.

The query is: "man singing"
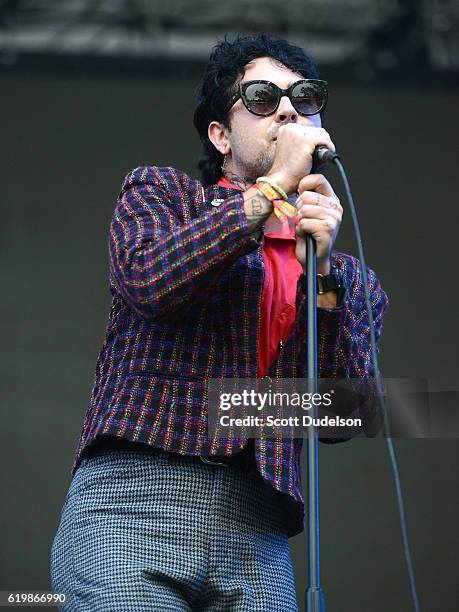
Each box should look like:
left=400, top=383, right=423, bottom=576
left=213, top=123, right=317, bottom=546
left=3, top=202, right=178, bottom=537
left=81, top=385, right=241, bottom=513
left=51, top=33, right=387, bottom=611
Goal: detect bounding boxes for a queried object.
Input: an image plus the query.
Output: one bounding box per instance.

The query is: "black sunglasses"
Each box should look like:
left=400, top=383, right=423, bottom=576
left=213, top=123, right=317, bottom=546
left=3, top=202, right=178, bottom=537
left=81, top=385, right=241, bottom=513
left=227, top=79, right=328, bottom=117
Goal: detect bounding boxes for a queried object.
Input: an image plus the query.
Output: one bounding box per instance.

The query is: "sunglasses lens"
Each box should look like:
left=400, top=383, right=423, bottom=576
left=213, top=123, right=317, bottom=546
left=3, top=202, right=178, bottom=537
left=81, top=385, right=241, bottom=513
left=291, top=81, right=326, bottom=115
left=243, top=82, right=278, bottom=115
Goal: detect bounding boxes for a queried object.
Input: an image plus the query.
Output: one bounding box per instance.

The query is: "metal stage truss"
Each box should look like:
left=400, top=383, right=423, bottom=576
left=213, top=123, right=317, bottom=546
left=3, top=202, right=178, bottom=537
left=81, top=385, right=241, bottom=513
left=0, top=0, right=457, bottom=78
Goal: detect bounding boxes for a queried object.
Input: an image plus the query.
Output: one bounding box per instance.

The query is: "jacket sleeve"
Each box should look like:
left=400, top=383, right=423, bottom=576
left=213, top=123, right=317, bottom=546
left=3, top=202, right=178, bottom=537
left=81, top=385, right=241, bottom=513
left=293, top=253, right=389, bottom=442
left=294, top=252, right=388, bottom=380
left=109, top=166, right=260, bottom=320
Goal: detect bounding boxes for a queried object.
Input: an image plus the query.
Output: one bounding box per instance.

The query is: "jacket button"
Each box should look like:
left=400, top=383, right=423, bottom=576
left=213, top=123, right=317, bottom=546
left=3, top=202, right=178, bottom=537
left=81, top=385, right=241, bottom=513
left=259, top=376, right=272, bottom=394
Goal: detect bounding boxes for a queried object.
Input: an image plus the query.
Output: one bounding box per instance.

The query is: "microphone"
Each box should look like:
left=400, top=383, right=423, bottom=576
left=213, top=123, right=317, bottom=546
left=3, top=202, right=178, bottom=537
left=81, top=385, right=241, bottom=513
left=311, top=145, right=340, bottom=174
left=313, top=145, right=339, bottom=164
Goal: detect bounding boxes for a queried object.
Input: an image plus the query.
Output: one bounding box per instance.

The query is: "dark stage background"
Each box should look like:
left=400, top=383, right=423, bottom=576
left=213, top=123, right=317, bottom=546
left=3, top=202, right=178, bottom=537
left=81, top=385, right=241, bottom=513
left=2, top=68, right=458, bottom=610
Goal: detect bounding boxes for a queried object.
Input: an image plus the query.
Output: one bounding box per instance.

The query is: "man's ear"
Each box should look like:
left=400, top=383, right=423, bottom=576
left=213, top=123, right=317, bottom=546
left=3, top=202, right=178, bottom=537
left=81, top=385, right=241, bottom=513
left=208, top=121, right=231, bottom=155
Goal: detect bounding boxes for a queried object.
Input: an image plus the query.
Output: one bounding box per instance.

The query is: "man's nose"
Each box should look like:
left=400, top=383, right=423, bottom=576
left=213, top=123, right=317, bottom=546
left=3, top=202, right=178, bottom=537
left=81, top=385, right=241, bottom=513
left=275, top=95, right=298, bottom=123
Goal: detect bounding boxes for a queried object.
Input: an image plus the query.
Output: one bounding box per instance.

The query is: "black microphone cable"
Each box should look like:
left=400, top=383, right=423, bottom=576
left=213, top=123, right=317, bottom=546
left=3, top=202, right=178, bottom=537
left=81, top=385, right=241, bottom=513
left=317, top=147, right=421, bottom=612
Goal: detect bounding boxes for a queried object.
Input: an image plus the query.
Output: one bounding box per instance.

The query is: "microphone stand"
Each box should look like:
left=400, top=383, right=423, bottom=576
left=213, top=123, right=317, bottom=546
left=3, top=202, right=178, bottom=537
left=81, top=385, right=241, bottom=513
left=304, top=148, right=338, bottom=611
left=304, top=234, right=325, bottom=612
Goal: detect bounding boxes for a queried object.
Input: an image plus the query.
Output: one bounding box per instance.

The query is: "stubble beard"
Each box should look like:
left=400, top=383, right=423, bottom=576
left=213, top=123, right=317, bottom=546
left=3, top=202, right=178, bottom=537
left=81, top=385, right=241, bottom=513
left=232, top=144, right=276, bottom=186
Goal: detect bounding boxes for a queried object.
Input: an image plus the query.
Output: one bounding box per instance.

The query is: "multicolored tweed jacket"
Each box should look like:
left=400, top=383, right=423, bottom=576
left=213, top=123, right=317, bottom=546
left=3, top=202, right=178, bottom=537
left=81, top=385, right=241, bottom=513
left=73, top=165, right=388, bottom=536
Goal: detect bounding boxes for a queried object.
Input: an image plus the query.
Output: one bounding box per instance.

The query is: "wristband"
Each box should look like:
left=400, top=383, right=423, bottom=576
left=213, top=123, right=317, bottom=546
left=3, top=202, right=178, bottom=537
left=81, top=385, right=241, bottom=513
left=254, top=182, right=296, bottom=223
left=256, top=176, right=289, bottom=201
left=254, top=180, right=281, bottom=203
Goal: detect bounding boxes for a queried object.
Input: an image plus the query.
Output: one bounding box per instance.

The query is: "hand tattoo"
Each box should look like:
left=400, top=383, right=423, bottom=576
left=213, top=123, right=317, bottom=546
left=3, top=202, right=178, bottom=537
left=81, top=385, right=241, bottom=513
left=246, top=195, right=266, bottom=220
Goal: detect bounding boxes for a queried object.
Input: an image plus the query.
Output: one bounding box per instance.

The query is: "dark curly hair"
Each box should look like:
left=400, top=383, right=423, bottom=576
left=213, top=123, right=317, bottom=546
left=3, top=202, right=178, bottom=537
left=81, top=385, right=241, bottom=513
left=193, top=33, right=323, bottom=186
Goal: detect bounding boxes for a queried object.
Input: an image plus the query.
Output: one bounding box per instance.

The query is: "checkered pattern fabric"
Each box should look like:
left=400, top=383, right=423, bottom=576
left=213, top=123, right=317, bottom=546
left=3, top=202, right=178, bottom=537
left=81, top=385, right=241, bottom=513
left=72, top=165, right=388, bottom=536
left=51, top=450, right=298, bottom=611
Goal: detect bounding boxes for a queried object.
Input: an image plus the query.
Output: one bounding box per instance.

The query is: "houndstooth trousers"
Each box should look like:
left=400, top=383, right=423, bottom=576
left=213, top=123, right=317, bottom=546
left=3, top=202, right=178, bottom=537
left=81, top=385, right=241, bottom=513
left=50, top=448, right=299, bottom=611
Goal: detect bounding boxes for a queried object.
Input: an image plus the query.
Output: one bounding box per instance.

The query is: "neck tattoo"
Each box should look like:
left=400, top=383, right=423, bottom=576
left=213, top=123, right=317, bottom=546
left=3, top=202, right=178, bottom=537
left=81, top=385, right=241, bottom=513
left=223, top=170, right=252, bottom=191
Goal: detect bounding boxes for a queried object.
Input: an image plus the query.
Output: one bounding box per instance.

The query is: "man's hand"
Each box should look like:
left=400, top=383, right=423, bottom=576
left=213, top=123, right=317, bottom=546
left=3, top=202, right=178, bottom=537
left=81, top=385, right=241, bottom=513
left=267, top=124, right=336, bottom=195
left=294, top=174, right=343, bottom=274
left=243, top=125, right=338, bottom=234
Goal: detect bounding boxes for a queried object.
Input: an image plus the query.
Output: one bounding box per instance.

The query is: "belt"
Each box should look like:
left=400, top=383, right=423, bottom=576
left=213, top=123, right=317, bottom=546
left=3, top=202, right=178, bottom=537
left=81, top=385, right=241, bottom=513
left=82, top=436, right=164, bottom=458
left=199, top=441, right=257, bottom=474
left=82, top=437, right=257, bottom=475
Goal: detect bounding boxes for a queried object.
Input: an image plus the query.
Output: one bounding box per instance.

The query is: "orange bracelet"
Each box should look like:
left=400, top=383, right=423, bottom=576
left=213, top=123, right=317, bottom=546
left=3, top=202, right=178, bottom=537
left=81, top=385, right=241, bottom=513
left=272, top=198, right=297, bottom=220
left=254, top=182, right=297, bottom=222
left=256, top=176, right=289, bottom=201
left=254, top=181, right=280, bottom=204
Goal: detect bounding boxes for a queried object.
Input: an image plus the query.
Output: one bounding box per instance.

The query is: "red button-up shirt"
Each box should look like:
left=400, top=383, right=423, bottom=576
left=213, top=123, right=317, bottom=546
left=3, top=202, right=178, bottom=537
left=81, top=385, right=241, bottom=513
left=217, top=178, right=303, bottom=377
